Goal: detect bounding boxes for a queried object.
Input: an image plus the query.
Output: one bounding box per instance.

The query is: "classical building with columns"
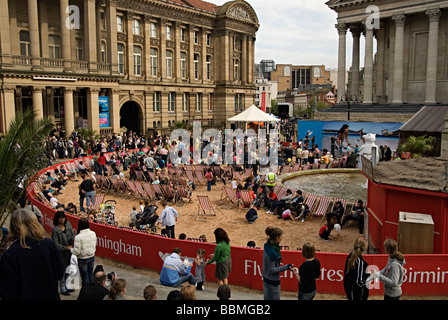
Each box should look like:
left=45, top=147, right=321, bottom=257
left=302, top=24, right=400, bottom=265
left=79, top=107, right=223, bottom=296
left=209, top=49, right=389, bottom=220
left=0, top=0, right=259, bottom=136
left=318, top=0, right=448, bottom=123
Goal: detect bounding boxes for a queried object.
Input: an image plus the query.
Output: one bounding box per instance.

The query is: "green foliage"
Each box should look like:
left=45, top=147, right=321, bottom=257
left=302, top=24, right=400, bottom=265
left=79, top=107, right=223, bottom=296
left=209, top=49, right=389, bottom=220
left=397, top=135, right=436, bottom=158
left=0, top=109, right=54, bottom=228
left=77, top=128, right=99, bottom=140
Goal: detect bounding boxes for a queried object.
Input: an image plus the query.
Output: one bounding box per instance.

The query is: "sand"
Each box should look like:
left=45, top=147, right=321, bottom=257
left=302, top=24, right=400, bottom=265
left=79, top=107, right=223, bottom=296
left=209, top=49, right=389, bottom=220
left=57, top=172, right=362, bottom=254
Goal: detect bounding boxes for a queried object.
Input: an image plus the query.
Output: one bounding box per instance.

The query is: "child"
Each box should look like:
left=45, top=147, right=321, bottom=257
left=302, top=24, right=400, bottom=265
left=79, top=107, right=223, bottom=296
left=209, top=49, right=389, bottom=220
left=245, top=204, right=258, bottom=224
left=195, top=249, right=206, bottom=290
left=297, top=204, right=310, bottom=222
left=138, top=200, right=145, bottom=214
left=319, top=222, right=334, bottom=241
left=280, top=205, right=295, bottom=221
left=292, top=242, right=321, bottom=300
left=129, top=206, right=138, bottom=227
left=205, top=169, right=213, bottom=192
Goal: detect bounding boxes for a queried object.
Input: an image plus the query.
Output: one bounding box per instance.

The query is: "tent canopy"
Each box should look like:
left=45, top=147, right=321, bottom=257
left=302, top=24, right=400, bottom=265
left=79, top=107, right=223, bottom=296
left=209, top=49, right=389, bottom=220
left=227, top=105, right=280, bottom=122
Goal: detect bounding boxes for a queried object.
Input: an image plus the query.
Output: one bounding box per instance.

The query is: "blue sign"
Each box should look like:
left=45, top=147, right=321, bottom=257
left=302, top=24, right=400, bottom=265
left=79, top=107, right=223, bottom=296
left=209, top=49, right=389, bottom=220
left=99, top=96, right=109, bottom=128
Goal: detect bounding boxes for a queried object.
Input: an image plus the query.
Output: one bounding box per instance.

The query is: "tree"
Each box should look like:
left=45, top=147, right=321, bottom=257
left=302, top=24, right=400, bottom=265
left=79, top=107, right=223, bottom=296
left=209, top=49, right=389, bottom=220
left=0, top=109, right=54, bottom=229
left=397, top=135, right=436, bottom=158
left=270, top=99, right=278, bottom=116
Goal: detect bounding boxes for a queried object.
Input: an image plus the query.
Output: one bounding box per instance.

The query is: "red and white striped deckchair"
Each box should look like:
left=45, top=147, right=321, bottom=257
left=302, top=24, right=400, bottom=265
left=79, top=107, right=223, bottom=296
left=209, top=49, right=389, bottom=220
left=142, top=182, right=157, bottom=203
left=133, top=181, right=147, bottom=200
left=176, top=184, right=191, bottom=206
left=321, top=198, right=348, bottom=224
left=311, top=196, right=331, bottom=218
left=151, top=183, right=165, bottom=200
left=184, top=170, right=197, bottom=184
left=125, top=180, right=139, bottom=199
left=91, top=193, right=105, bottom=212
left=195, top=170, right=207, bottom=185
left=219, top=185, right=240, bottom=209
left=276, top=187, right=288, bottom=200
left=196, top=195, right=216, bottom=221
left=162, top=184, right=176, bottom=203
left=233, top=171, right=244, bottom=182
left=239, top=190, right=254, bottom=209
left=292, top=163, right=301, bottom=172
left=304, top=193, right=319, bottom=214
left=135, top=170, right=147, bottom=182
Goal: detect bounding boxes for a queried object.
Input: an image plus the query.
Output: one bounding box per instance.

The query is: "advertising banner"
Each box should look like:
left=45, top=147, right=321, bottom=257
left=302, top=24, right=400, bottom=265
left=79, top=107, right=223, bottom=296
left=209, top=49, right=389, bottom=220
left=99, top=96, right=110, bottom=128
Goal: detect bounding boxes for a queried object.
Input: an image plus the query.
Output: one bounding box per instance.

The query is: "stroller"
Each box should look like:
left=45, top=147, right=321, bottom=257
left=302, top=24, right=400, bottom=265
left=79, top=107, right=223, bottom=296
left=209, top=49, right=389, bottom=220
left=99, top=200, right=118, bottom=227
left=135, top=204, right=159, bottom=232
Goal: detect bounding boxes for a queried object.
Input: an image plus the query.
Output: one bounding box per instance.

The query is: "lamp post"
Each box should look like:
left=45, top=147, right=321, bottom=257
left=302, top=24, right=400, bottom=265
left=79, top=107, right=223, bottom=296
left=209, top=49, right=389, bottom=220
left=340, top=94, right=358, bottom=121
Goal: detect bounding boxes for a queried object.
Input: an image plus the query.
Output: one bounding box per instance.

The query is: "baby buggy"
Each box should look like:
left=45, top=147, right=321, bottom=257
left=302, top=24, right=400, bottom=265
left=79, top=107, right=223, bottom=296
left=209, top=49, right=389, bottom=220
left=135, top=204, right=159, bottom=232
left=99, top=200, right=118, bottom=227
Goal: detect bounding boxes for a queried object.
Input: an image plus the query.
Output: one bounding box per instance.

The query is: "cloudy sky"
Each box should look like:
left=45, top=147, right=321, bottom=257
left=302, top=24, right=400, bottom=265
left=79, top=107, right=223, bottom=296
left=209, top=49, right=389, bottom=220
left=210, top=0, right=345, bottom=69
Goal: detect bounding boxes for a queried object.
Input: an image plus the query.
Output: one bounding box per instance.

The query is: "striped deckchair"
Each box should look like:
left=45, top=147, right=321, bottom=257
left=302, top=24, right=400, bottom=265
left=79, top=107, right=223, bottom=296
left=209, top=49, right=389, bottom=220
left=292, top=163, right=301, bottom=172
left=276, top=187, right=288, bottom=200
left=162, top=184, right=176, bottom=203
left=311, top=196, right=331, bottom=218
left=142, top=183, right=157, bottom=202
left=218, top=185, right=240, bottom=209
left=134, top=181, right=148, bottom=200
left=239, top=190, right=254, bottom=209
left=196, top=195, right=216, bottom=221
left=304, top=193, right=319, bottom=214
left=91, top=193, right=105, bottom=212
left=151, top=183, right=165, bottom=200
left=125, top=180, right=139, bottom=199
left=184, top=170, right=197, bottom=184
left=195, top=169, right=207, bottom=185
left=135, top=170, right=147, bottom=182
left=175, top=184, right=192, bottom=206
left=321, top=198, right=348, bottom=224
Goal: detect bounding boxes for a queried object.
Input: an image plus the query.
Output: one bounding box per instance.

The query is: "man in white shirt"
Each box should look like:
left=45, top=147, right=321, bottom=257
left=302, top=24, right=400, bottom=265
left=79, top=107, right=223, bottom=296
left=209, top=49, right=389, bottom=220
left=157, top=201, right=178, bottom=239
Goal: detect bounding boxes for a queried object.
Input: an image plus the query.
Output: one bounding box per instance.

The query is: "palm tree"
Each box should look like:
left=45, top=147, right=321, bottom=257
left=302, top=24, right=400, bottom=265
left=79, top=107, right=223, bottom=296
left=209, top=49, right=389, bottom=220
left=0, top=109, right=54, bottom=229
left=397, top=135, right=436, bottom=158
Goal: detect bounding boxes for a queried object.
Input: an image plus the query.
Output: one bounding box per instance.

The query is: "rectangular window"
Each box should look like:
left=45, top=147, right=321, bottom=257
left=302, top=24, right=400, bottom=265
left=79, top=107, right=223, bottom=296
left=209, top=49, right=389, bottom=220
left=132, top=19, right=141, bottom=35
left=208, top=93, right=214, bottom=112
left=196, top=93, right=202, bottom=112
left=180, top=52, right=187, bottom=79
left=206, top=55, right=211, bottom=80
left=168, top=92, right=175, bottom=112
left=49, top=35, right=61, bottom=59
left=100, top=41, right=106, bottom=62
left=117, top=43, right=125, bottom=74
left=234, top=94, right=244, bottom=111
left=150, top=48, right=158, bottom=77
left=194, top=53, right=200, bottom=80
left=117, top=15, right=124, bottom=32
left=194, top=30, right=199, bottom=44
left=166, top=25, right=172, bottom=40
left=19, top=30, right=30, bottom=56
left=100, top=11, right=106, bottom=30
left=133, top=46, right=142, bottom=75
left=166, top=50, right=173, bottom=78
left=182, top=93, right=189, bottom=112
left=234, top=59, right=240, bottom=81
left=153, top=92, right=160, bottom=112
left=76, top=38, right=84, bottom=61
left=206, top=33, right=211, bottom=46
left=180, top=28, right=186, bottom=42
left=150, top=22, right=157, bottom=38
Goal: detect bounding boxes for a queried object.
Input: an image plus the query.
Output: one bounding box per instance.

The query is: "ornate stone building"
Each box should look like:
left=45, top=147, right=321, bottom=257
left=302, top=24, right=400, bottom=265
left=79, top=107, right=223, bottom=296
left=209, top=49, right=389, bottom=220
left=0, top=0, right=259, bottom=135
left=320, top=0, right=448, bottom=122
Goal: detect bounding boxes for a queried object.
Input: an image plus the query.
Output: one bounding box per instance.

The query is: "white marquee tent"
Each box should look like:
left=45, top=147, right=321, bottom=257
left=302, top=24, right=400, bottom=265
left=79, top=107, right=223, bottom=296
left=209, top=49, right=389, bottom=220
left=227, top=104, right=280, bottom=123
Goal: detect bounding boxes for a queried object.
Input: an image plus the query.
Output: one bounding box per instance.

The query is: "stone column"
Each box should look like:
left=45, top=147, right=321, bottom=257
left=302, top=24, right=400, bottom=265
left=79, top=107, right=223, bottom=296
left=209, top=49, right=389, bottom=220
left=27, top=0, right=41, bottom=67
left=106, top=0, right=118, bottom=75
left=109, top=89, right=121, bottom=134
left=64, top=88, right=75, bottom=134
left=60, top=0, right=72, bottom=70
left=84, top=0, right=97, bottom=71
left=0, top=0, right=12, bottom=66
left=441, top=111, right=448, bottom=159
left=350, top=25, right=361, bottom=98
left=32, top=87, right=44, bottom=120
left=143, top=15, right=152, bottom=80
left=241, top=34, right=248, bottom=84
left=336, top=23, right=347, bottom=101
left=392, top=14, right=406, bottom=104
left=87, top=88, right=100, bottom=132
left=2, top=87, right=16, bottom=132
left=375, top=23, right=386, bottom=103
left=363, top=25, right=374, bottom=104
left=126, top=11, right=134, bottom=78
left=425, top=9, right=442, bottom=105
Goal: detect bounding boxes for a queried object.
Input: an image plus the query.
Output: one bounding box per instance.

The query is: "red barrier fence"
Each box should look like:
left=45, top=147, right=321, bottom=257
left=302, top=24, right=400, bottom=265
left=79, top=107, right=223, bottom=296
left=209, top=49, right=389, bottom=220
left=27, top=157, right=448, bottom=297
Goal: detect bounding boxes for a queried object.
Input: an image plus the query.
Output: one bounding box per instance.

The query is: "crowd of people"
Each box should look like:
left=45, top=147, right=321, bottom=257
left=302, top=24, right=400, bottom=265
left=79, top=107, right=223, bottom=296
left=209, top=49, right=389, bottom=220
left=0, top=126, right=406, bottom=301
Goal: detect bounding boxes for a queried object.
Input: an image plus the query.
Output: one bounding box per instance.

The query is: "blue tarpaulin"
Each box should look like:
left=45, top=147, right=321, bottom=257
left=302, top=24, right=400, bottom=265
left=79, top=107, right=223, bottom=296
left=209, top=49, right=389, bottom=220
left=297, top=121, right=403, bottom=153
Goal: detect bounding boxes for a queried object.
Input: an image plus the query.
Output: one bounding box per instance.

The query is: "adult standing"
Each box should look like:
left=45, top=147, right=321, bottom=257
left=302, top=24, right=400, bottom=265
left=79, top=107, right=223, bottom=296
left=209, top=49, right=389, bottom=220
left=206, top=228, right=232, bottom=286
left=0, top=209, right=65, bottom=300
left=371, top=239, right=405, bottom=300
left=71, top=218, right=97, bottom=286
left=343, top=237, right=369, bottom=300
left=262, top=226, right=293, bottom=300
left=79, top=174, right=95, bottom=211
left=97, top=152, right=107, bottom=176
left=51, top=210, right=75, bottom=296
left=156, top=201, right=178, bottom=239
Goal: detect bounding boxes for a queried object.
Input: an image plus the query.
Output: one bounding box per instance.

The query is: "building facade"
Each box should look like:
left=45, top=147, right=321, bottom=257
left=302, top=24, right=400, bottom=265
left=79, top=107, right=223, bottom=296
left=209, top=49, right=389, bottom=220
left=327, top=0, right=448, bottom=106
left=270, top=64, right=333, bottom=94
left=0, top=0, right=259, bottom=136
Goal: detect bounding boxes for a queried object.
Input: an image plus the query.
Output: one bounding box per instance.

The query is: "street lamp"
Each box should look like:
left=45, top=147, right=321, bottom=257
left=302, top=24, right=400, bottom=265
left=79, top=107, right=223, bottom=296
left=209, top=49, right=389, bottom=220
left=340, top=94, right=358, bottom=121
